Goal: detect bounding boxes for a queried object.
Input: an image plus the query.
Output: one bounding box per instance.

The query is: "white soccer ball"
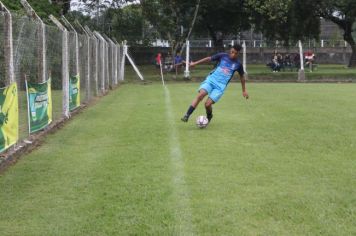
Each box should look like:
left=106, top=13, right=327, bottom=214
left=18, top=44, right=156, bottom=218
left=196, top=115, right=209, bottom=128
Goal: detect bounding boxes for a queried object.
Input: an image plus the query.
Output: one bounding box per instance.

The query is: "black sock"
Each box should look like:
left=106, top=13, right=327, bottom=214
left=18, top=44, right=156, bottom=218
left=206, top=107, right=213, bottom=120
left=186, top=105, right=195, bottom=117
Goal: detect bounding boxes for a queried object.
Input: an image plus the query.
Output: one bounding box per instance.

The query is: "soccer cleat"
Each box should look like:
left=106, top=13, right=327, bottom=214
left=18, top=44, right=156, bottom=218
left=181, top=115, right=189, bottom=122
left=207, top=114, right=213, bottom=122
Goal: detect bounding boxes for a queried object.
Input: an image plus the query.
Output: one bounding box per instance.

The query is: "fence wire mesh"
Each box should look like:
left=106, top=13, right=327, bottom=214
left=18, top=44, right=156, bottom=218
left=0, top=6, right=125, bottom=152
left=78, top=33, right=89, bottom=102
left=45, top=24, right=63, bottom=125
left=12, top=13, right=41, bottom=139
left=0, top=13, right=6, bottom=87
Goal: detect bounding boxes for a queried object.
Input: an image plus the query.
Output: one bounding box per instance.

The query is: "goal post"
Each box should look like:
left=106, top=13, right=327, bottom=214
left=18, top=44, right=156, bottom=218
left=184, top=40, right=190, bottom=79
left=298, top=40, right=305, bottom=81
left=242, top=40, right=248, bottom=80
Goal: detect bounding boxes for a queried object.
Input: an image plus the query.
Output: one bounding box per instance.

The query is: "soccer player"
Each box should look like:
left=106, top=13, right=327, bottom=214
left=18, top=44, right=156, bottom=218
left=181, top=44, right=249, bottom=123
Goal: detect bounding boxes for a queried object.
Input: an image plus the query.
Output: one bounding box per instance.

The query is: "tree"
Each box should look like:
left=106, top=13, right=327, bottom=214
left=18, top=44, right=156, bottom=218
left=314, top=0, right=356, bottom=67
left=247, top=0, right=356, bottom=67
left=246, top=0, right=320, bottom=46
left=195, top=0, right=250, bottom=51
left=98, top=5, right=155, bottom=45
left=65, top=10, right=93, bottom=28
left=51, top=0, right=71, bottom=15
left=2, top=0, right=66, bottom=19
left=73, top=0, right=138, bottom=16
left=141, top=0, right=201, bottom=55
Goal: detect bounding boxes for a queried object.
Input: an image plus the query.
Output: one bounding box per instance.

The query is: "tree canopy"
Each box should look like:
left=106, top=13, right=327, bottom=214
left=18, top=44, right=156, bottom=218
left=247, top=0, right=356, bottom=66
left=2, top=0, right=64, bottom=19
left=141, top=0, right=201, bottom=55
left=194, top=0, right=250, bottom=51
left=2, top=0, right=356, bottom=66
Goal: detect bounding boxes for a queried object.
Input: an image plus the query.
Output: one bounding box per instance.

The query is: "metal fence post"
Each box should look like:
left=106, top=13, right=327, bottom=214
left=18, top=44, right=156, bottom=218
left=120, top=41, right=127, bottom=81
left=49, top=15, right=70, bottom=118
left=84, top=26, right=99, bottom=96
left=242, top=40, right=248, bottom=81
left=298, top=40, right=305, bottom=81
left=75, top=22, right=91, bottom=101
left=20, top=0, right=46, bottom=82
left=0, top=2, right=15, bottom=85
left=94, top=32, right=108, bottom=93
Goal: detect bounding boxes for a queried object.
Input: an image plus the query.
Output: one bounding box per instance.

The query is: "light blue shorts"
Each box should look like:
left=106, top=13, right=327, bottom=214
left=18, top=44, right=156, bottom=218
left=198, top=78, right=225, bottom=103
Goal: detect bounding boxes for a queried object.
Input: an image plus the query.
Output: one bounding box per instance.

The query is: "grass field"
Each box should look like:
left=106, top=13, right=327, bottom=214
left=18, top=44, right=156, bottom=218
left=0, top=83, right=356, bottom=235
left=125, top=64, right=356, bottom=82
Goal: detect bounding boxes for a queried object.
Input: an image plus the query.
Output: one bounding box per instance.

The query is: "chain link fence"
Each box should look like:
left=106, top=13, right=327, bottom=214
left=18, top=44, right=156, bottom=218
left=0, top=1, right=126, bottom=154
left=0, top=13, right=7, bottom=87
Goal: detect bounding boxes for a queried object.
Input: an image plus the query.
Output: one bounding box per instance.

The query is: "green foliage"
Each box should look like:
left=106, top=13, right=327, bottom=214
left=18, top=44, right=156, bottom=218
left=247, top=0, right=356, bottom=66
left=1, top=0, right=63, bottom=19
left=1, top=0, right=22, bottom=11
left=247, top=0, right=320, bottom=45
left=141, top=0, right=200, bottom=52
left=95, top=5, right=154, bottom=45
left=65, top=10, right=93, bottom=29
left=27, top=0, right=62, bottom=19
left=194, top=0, right=250, bottom=50
left=247, top=0, right=292, bottom=21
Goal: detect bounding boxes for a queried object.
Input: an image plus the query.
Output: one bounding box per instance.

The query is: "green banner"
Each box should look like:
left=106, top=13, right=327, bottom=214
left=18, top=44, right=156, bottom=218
left=26, top=79, right=52, bottom=133
left=69, top=75, right=80, bottom=111
left=0, top=83, right=19, bottom=153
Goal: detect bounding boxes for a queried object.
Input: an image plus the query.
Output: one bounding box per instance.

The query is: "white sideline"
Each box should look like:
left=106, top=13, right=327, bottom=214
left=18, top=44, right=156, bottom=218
left=164, top=86, right=194, bottom=235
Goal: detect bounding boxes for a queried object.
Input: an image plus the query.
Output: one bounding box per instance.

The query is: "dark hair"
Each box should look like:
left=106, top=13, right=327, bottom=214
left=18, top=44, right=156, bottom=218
left=232, top=44, right=242, bottom=52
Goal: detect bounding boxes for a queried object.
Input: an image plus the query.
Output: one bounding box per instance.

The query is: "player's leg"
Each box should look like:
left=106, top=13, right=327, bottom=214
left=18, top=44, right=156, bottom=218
left=192, top=89, right=208, bottom=107
left=205, top=88, right=224, bottom=122
left=181, top=79, right=214, bottom=122
left=181, top=89, right=208, bottom=122
left=205, top=98, right=214, bottom=122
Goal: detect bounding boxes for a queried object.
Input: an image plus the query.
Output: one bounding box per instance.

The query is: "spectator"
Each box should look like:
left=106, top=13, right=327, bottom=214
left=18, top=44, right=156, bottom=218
left=174, top=52, right=185, bottom=74
left=293, top=53, right=300, bottom=70
left=271, top=54, right=281, bottom=72
left=305, top=50, right=316, bottom=71
left=164, top=52, right=174, bottom=72
left=155, top=53, right=162, bottom=69
left=284, top=54, right=293, bottom=71
left=277, top=53, right=284, bottom=71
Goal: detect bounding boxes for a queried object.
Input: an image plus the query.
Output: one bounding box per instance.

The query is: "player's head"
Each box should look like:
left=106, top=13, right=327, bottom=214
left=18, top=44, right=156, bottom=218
left=229, top=44, right=242, bottom=60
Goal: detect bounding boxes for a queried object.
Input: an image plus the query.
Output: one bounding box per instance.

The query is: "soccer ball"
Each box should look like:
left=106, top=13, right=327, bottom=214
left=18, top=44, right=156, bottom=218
left=196, top=116, right=209, bottom=128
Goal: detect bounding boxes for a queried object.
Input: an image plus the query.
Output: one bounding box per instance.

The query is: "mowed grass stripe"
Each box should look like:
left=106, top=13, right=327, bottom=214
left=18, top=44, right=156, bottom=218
left=0, top=83, right=355, bottom=235
left=0, top=84, right=177, bottom=235
left=171, top=83, right=356, bottom=235
left=164, top=86, right=194, bottom=235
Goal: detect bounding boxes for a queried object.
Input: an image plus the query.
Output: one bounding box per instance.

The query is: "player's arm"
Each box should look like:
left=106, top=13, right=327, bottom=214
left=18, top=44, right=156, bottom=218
left=240, top=75, right=249, bottom=99
left=190, top=53, right=225, bottom=67
left=237, top=64, right=249, bottom=99
left=189, top=57, right=211, bottom=67
left=178, top=60, right=186, bottom=66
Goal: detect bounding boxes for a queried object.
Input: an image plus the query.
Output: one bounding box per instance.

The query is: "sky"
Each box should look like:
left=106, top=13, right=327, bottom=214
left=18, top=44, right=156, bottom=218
left=70, top=0, right=140, bottom=12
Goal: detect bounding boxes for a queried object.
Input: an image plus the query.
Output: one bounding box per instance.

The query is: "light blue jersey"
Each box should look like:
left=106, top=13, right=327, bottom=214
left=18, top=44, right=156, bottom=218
left=199, top=53, right=244, bottom=102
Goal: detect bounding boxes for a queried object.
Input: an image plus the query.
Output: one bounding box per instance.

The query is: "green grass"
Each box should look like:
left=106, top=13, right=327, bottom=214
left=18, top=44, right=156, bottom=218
left=0, top=83, right=356, bottom=235
left=125, top=64, right=356, bottom=82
